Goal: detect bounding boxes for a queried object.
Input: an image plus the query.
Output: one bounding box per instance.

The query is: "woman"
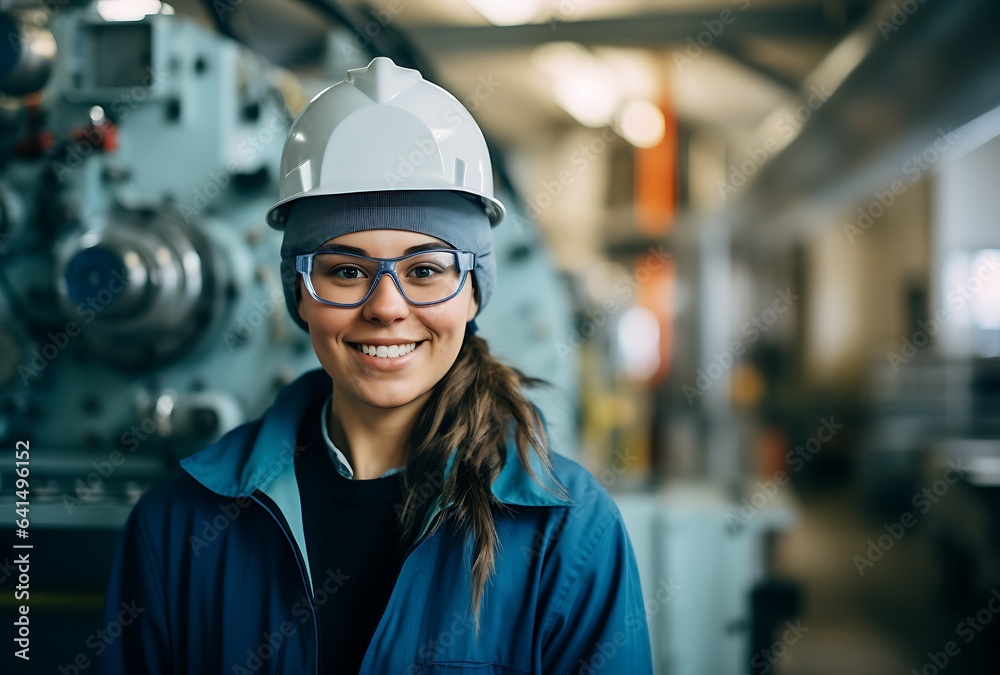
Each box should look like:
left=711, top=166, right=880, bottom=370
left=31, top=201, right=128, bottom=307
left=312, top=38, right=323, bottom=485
left=98, top=57, right=653, bottom=675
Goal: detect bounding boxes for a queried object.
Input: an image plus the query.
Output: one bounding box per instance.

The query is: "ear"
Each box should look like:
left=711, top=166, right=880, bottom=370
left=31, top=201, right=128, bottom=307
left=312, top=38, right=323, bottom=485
left=466, top=277, right=479, bottom=322
left=295, top=277, right=308, bottom=325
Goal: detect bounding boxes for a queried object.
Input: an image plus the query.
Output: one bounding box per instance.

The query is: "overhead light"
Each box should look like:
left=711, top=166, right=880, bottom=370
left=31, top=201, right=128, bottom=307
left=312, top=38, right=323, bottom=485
left=970, top=249, right=1000, bottom=330
left=96, top=0, right=174, bottom=22
left=532, top=42, right=584, bottom=75
left=593, top=48, right=661, bottom=100
left=552, top=67, right=619, bottom=127
left=466, top=0, right=540, bottom=26
left=532, top=42, right=621, bottom=128
left=616, top=99, right=666, bottom=148
left=617, top=307, right=660, bottom=380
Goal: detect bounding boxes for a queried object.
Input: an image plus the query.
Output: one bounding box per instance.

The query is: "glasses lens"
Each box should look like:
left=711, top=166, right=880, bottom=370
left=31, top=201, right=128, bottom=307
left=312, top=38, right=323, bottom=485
left=310, top=253, right=380, bottom=305
left=397, top=251, right=463, bottom=303
left=309, top=250, right=463, bottom=305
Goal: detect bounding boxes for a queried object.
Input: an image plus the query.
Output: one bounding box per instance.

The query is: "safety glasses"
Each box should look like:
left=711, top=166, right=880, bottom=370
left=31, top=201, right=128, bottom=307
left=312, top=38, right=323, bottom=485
left=295, top=248, right=475, bottom=308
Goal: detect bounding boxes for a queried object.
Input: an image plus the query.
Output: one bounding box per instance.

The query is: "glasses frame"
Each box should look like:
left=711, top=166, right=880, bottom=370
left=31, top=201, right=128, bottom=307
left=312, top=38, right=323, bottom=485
left=295, top=247, right=476, bottom=308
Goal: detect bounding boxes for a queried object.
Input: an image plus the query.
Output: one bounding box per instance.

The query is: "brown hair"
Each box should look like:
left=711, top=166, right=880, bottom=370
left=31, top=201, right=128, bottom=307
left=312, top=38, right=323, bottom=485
left=396, top=329, right=570, bottom=638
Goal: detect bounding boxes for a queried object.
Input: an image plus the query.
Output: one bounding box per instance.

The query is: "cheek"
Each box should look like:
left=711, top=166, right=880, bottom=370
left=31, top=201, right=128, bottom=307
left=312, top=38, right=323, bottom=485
left=420, top=305, right=468, bottom=338
left=433, top=287, right=476, bottom=326
left=302, top=303, right=353, bottom=339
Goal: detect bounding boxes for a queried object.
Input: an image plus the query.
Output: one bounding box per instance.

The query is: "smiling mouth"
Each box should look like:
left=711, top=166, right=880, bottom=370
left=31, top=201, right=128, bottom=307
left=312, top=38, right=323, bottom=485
left=349, top=341, right=424, bottom=358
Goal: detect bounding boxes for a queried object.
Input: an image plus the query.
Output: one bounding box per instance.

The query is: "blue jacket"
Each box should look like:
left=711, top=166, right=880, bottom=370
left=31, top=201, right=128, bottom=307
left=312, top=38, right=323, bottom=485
left=96, top=368, right=654, bottom=674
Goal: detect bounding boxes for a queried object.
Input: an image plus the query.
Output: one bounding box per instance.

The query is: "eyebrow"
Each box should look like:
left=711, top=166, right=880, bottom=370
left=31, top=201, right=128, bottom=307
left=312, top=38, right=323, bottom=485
left=317, top=242, right=447, bottom=256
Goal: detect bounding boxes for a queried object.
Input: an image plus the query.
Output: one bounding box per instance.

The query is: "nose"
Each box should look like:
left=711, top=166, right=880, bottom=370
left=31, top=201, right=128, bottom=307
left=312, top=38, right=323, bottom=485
left=361, top=273, right=410, bottom=323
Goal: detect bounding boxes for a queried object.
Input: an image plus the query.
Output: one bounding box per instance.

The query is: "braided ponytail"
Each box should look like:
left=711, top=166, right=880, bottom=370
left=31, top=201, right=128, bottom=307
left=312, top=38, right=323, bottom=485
left=397, top=333, right=569, bottom=638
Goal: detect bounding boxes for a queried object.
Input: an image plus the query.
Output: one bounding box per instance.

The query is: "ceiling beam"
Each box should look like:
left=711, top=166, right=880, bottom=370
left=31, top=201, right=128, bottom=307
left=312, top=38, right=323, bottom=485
left=407, top=6, right=868, bottom=51
left=726, top=0, right=1000, bottom=244
left=711, top=38, right=801, bottom=93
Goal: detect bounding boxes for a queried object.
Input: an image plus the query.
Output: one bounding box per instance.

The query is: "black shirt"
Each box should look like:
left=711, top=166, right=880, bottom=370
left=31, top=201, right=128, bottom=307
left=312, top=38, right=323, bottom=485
left=294, top=394, right=420, bottom=674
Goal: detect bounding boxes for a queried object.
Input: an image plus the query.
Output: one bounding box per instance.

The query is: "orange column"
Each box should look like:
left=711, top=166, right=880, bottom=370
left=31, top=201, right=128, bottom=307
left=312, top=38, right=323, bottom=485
left=634, top=99, right=677, bottom=235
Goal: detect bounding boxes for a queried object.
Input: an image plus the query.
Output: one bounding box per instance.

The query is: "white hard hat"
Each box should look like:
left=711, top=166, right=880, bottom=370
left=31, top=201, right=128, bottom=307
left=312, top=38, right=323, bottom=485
left=266, top=57, right=505, bottom=229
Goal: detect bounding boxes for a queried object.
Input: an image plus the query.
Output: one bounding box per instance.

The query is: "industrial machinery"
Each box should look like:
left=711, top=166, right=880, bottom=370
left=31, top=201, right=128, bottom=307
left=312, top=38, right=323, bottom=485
left=0, top=2, right=318, bottom=515
left=0, top=0, right=579, bottom=517
left=0, top=2, right=578, bottom=670
left=0, top=2, right=575, bottom=502
left=0, top=3, right=325, bottom=669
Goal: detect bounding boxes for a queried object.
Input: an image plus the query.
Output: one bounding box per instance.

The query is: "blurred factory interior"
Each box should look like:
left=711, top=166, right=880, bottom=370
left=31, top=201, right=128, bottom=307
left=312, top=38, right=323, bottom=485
left=1, top=0, right=999, bottom=672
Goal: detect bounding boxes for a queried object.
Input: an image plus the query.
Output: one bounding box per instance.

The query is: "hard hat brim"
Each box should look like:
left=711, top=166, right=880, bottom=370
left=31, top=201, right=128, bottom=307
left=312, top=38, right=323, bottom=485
left=266, top=183, right=505, bottom=231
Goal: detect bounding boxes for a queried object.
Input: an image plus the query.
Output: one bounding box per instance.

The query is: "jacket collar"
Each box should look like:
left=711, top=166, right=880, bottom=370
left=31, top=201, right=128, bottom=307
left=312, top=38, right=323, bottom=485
left=181, top=367, right=570, bottom=594
left=181, top=367, right=568, bottom=522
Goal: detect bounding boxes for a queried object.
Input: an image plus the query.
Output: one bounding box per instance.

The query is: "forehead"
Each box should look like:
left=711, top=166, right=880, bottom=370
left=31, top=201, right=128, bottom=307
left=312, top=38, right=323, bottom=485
left=319, top=229, right=452, bottom=256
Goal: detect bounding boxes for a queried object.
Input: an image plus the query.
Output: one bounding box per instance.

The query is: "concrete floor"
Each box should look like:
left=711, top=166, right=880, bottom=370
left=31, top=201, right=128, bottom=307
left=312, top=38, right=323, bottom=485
left=769, top=482, right=998, bottom=675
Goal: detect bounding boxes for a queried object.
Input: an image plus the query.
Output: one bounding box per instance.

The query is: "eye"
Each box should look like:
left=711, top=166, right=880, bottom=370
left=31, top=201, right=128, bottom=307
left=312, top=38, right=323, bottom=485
left=326, top=265, right=368, bottom=280
left=409, top=265, right=441, bottom=279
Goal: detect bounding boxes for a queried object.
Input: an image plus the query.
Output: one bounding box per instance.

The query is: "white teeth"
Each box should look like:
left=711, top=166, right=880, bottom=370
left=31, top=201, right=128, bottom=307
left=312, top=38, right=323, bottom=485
left=356, top=342, right=417, bottom=358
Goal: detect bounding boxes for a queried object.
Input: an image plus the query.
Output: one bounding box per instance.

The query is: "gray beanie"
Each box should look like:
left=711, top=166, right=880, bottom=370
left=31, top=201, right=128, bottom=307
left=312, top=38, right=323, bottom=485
left=279, top=191, right=495, bottom=332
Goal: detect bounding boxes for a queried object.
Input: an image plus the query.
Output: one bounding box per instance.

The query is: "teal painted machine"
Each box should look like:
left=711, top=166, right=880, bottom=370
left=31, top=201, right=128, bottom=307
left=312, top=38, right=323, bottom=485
left=0, top=3, right=578, bottom=525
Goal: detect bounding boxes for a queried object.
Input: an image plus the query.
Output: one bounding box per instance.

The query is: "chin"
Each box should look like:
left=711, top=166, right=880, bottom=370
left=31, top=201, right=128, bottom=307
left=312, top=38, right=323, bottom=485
left=355, top=382, right=431, bottom=410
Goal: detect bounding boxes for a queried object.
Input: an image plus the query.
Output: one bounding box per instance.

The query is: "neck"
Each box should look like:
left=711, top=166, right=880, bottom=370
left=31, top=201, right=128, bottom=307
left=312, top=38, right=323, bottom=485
left=326, top=386, right=430, bottom=480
